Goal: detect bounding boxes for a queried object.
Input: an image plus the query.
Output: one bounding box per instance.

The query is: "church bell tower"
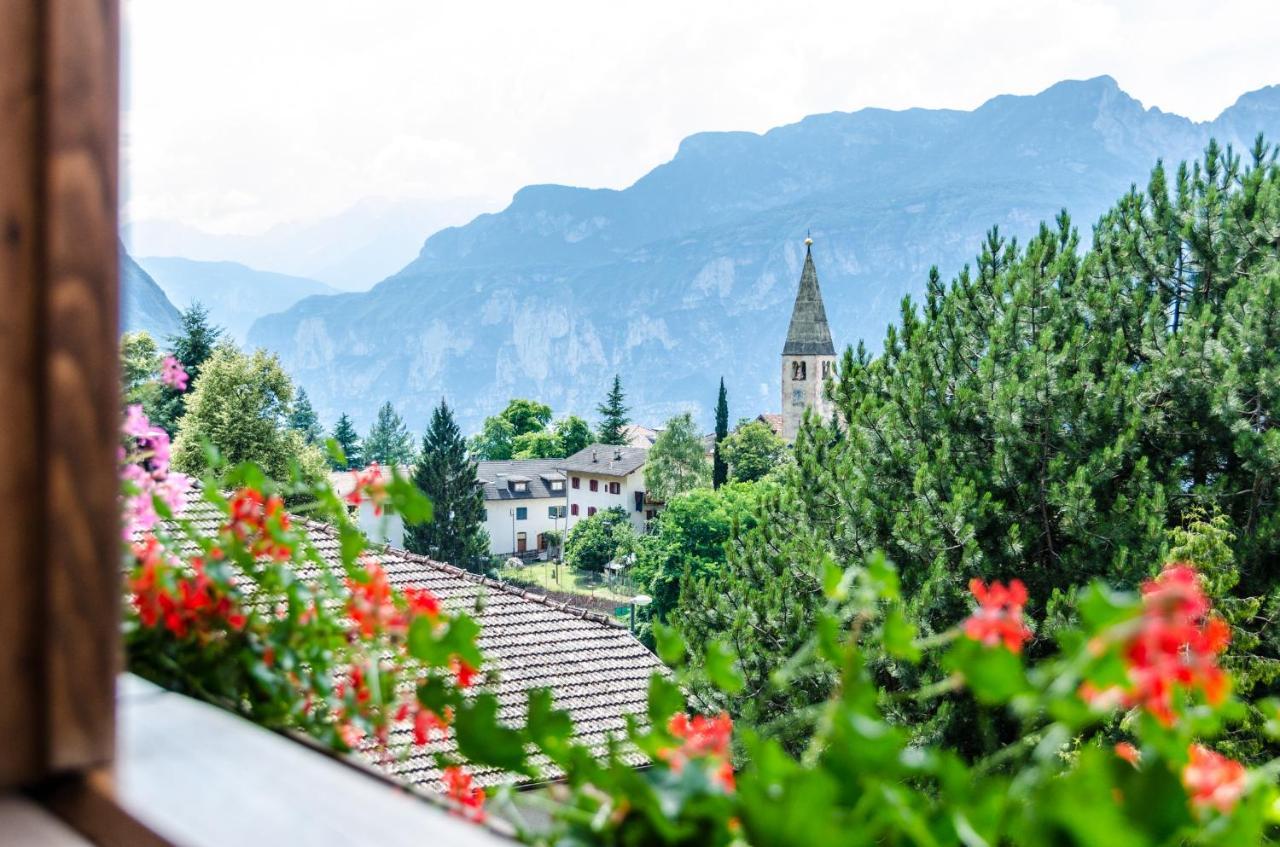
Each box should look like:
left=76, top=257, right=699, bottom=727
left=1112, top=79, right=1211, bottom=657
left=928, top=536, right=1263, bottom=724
left=781, top=236, right=836, bottom=442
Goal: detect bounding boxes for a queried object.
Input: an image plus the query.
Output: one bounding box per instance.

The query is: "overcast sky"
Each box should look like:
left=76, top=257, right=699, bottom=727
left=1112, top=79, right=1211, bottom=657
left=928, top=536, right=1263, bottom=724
left=122, top=0, right=1280, bottom=236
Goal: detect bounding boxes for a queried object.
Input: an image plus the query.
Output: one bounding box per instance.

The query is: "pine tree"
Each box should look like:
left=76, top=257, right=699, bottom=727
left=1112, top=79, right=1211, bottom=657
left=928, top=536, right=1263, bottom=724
left=330, top=413, right=362, bottom=470
left=288, top=388, right=324, bottom=445
left=712, top=377, right=729, bottom=489
left=596, top=374, right=630, bottom=445
left=152, top=302, right=222, bottom=432
left=363, top=401, right=415, bottom=466
left=678, top=142, right=1280, bottom=759
left=407, top=400, right=489, bottom=572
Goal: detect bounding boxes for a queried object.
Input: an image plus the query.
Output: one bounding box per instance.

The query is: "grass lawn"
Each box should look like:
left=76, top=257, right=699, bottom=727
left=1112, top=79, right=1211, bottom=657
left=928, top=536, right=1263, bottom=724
left=497, top=560, right=635, bottom=605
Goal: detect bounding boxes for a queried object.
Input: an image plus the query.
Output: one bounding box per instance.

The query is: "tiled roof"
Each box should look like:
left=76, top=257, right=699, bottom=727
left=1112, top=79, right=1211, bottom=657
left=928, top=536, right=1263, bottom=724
left=559, top=444, right=648, bottom=477
left=149, top=491, right=664, bottom=794
left=755, top=414, right=784, bottom=436
left=477, top=458, right=568, bottom=501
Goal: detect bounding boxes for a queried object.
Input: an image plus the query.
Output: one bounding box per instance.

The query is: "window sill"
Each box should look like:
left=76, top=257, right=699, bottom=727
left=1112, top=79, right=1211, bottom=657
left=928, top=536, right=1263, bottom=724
left=46, top=675, right=512, bottom=847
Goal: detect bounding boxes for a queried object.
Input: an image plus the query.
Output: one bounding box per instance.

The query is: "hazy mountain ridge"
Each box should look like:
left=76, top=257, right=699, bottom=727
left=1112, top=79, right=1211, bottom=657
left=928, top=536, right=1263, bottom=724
left=139, top=256, right=336, bottom=343
left=121, top=246, right=182, bottom=340
left=247, top=77, right=1280, bottom=432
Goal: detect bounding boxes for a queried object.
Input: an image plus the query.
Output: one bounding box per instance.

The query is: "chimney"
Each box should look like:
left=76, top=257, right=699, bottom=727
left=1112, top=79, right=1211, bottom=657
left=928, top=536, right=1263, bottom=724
left=591, top=449, right=598, bottom=463
left=614, top=448, right=622, bottom=461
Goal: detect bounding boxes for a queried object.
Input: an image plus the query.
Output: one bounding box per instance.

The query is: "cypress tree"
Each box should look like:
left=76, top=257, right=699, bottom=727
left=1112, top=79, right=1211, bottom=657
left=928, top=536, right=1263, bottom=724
left=330, top=413, right=362, bottom=470
left=712, top=377, right=729, bottom=489
left=153, top=302, right=222, bottom=432
left=596, top=375, right=630, bottom=445
left=407, top=400, right=489, bottom=572
left=288, top=388, right=324, bottom=445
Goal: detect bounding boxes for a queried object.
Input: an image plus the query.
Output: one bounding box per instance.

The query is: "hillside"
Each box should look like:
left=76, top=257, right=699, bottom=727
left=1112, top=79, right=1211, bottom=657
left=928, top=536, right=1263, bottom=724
left=247, top=77, right=1280, bottom=432
left=120, top=245, right=182, bottom=340
left=138, top=257, right=336, bottom=343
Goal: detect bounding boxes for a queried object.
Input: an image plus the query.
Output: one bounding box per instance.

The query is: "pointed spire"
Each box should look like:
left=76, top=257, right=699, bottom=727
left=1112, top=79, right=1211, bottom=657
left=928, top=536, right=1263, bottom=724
left=783, top=235, right=835, bottom=356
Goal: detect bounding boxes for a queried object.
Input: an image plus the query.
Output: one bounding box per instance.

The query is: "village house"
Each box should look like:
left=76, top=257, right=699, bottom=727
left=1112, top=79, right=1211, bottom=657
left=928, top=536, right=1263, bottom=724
left=560, top=444, right=654, bottom=534
left=477, top=458, right=568, bottom=558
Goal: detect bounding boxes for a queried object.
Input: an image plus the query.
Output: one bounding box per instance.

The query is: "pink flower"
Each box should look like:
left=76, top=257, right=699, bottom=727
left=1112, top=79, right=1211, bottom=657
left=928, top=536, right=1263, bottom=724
left=160, top=355, right=189, bottom=391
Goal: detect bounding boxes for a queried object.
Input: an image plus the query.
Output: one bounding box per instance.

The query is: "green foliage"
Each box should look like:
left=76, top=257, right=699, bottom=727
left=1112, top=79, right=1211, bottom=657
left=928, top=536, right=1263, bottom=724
left=152, top=302, right=222, bottom=431
left=287, top=388, right=324, bottom=445
left=499, top=398, right=553, bottom=436
left=596, top=374, right=630, bottom=445
left=329, top=413, right=362, bottom=469
left=720, top=420, right=787, bottom=483
left=513, top=429, right=562, bottom=459
left=406, top=399, right=489, bottom=572
left=646, top=412, right=711, bottom=502
left=363, top=400, right=415, bottom=466
left=553, top=415, right=593, bottom=456
left=171, top=344, right=327, bottom=485
left=120, top=330, right=164, bottom=412
left=563, top=506, right=635, bottom=572
left=468, top=414, right=516, bottom=460
left=679, top=141, right=1280, bottom=759
left=632, top=484, right=769, bottom=631
left=713, top=378, right=729, bottom=489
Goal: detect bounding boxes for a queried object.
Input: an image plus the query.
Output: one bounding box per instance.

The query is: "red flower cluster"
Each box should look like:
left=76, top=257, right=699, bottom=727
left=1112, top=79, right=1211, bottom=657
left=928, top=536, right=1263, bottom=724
left=226, top=487, right=293, bottom=560
left=1183, top=744, right=1247, bottom=815
left=660, top=712, right=735, bottom=791
left=346, top=560, right=401, bottom=638
left=396, top=701, right=453, bottom=745
left=1082, top=564, right=1230, bottom=726
left=1114, top=742, right=1141, bottom=768
left=443, top=765, right=486, bottom=822
left=130, top=537, right=245, bottom=637
left=346, top=463, right=389, bottom=516
left=963, top=578, right=1032, bottom=653
left=451, top=657, right=480, bottom=689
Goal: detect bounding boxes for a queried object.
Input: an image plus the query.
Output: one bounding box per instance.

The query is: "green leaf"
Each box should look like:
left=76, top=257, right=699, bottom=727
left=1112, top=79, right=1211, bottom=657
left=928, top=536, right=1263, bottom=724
left=526, top=688, right=574, bottom=755
left=944, top=639, right=1027, bottom=704
left=704, top=640, right=745, bottom=694
left=453, top=693, right=530, bottom=774
left=652, top=622, right=687, bottom=666
left=883, top=607, right=921, bottom=663
left=647, top=674, right=685, bottom=728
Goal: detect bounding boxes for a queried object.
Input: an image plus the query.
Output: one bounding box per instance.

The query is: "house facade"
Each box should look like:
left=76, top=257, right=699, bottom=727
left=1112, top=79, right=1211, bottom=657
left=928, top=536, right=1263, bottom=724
left=561, top=444, right=654, bottom=535
left=477, top=459, right=569, bottom=558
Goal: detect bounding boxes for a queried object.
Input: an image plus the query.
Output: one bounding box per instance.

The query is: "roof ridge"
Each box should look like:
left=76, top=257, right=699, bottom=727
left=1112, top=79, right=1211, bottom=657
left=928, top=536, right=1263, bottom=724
left=298, top=517, right=627, bottom=629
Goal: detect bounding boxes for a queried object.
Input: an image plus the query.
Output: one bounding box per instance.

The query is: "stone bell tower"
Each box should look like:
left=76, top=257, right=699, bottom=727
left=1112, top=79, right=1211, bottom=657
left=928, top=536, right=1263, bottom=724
left=781, top=236, right=836, bottom=442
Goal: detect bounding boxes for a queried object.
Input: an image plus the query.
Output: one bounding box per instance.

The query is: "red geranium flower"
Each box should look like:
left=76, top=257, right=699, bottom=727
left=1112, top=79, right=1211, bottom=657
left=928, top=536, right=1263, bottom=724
left=659, top=712, right=735, bottom=791
left=443, top=766, right=485, bottom=822
left=963, top=578, right=1032, bottom=653
left=451, top=658, right=480, bottom=689
left=1114, top=742, right=1141, bottom=768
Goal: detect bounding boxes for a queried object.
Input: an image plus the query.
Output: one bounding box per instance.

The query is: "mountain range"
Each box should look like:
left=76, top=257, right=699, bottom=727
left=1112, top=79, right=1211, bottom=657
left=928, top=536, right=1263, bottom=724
left=121, top=246, right=181, bottom=340
left=209, top=77, right=1280, bottom=433
left=138, top=257, right=336, bottom=343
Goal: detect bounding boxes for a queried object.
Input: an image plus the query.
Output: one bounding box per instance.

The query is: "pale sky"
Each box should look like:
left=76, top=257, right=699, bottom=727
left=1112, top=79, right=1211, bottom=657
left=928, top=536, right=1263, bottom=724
left=122, top=0, right=1280, bottom=237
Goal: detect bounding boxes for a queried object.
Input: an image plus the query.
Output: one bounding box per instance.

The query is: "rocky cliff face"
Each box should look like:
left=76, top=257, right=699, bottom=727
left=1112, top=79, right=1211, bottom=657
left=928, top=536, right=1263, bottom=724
left=247, top=77, right=1280, bottom=433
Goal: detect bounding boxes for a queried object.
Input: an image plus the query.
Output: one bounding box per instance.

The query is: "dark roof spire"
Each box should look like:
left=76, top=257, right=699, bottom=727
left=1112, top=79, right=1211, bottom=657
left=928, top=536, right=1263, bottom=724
left=783, top=234, right=835, bottom=356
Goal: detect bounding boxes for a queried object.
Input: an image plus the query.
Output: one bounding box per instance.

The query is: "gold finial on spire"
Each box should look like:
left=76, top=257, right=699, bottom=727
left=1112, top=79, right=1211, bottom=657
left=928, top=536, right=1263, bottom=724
left=804, top=228, right=813, bottom=247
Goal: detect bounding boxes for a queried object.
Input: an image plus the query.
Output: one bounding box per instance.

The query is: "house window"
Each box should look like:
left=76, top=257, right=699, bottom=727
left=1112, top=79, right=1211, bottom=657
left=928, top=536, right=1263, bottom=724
left=550, top=480, right=564, bottom=492
left=571, top=504, right=579, bottom=516
left=515, top=507, right=527, bottom=520
left=589, top=479, right=599, bottom=492
left=792, top=388, right=804, bottom=404
left=548, top=506, right=558, bottom=518
left=634, top=491, right=645, bottom=511
left=572, top=477, right=580, bottom=489
left=792, top=361, right=807, bottom=380
left=588, top=507, right=597, bottom=517
left=609, top=482, right=621, bottom=495
left=511, top=480, right=528, bottom=493
left=821, top=360, right=833, bottom=378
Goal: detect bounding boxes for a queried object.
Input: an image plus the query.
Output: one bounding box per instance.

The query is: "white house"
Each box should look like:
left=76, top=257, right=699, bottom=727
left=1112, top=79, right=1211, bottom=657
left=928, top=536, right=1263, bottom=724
left=330, top=466, right=407, bottom=549
left=477, top=459, right=569, bottom=558
left=561, top=444, right=655, bottom=535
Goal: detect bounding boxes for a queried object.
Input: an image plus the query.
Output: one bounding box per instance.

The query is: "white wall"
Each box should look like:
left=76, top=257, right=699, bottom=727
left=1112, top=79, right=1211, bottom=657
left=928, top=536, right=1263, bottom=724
left=482, top=496, right=569, bottom=558
left=356, top=501, right=406, bottom=549
left=564, top=467, right=651, bottom=536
